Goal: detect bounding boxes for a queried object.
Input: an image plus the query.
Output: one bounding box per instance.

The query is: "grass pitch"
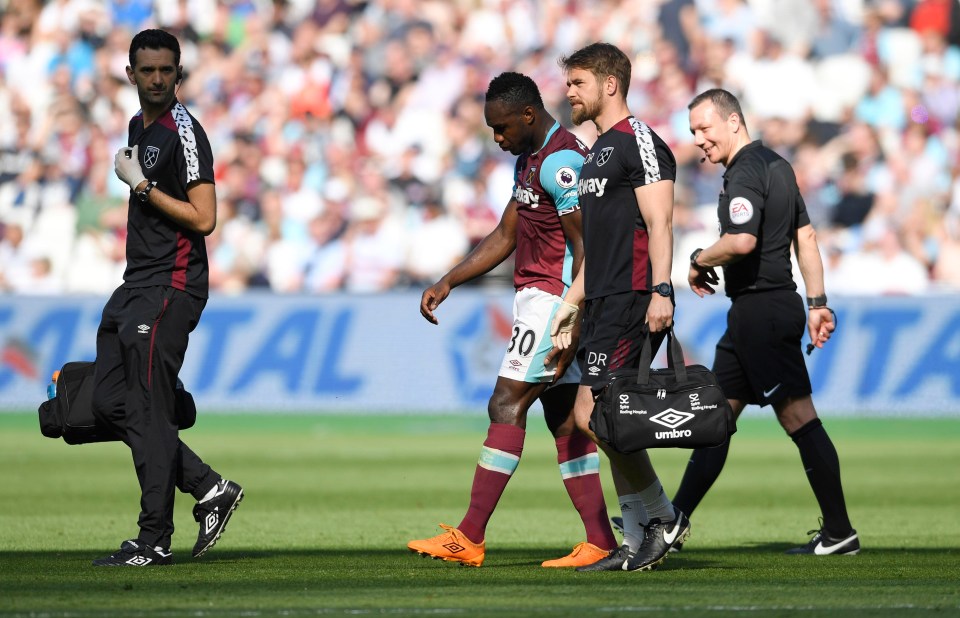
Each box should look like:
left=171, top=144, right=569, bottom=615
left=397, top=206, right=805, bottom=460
left=1, top=412, right=958, bottom=617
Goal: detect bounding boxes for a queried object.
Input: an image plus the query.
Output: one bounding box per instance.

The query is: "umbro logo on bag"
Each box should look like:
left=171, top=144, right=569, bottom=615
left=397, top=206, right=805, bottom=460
left=650, top=409, right=695, bottom=440
left=649, top=409, right=694, bottom=429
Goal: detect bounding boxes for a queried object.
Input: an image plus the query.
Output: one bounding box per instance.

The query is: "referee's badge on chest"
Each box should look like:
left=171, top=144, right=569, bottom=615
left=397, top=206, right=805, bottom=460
left=143, top=145, right=160, bottom=169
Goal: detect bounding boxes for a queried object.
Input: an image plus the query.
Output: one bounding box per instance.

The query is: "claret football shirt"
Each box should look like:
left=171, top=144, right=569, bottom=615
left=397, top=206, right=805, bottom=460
left=511, top=121, right=587, bottom=297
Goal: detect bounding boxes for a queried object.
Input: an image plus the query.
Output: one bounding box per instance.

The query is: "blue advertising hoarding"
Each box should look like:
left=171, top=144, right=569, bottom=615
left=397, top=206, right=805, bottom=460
left=1, top=291, right=958, bottom=415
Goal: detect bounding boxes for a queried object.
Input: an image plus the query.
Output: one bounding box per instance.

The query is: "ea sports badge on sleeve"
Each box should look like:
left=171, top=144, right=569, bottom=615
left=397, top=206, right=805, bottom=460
left=729, top=197, right=753, bottom=224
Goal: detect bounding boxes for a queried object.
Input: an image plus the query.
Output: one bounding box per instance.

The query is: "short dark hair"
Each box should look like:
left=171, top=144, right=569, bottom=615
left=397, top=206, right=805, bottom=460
left=689, top=88, right=747, bottom=131
left=129, top=29, right=181, bottom=68
left=485, top=72, right=543, bottom=109
left=559, top=42, right=632, bottom=98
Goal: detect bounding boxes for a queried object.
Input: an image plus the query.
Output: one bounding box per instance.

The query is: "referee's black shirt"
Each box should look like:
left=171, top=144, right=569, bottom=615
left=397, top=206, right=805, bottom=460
left=123, top=100, right=215, bottom=298
left=718, top=140, right=810, bottom=297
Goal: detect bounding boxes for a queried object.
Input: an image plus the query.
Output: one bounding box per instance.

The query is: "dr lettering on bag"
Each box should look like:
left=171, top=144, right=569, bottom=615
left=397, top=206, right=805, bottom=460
left=589, top=328, right=736, bottom=453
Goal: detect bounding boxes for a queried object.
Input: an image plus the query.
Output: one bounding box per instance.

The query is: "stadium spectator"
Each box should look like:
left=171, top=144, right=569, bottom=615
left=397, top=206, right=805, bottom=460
left=301, top=208, right=347, bottom=293
left=678, top=88, right=859, bottom=555
left=0, top=0, right=959, bottom=295
left=831, top=153, right=876, bottom=228
left=0, top=219, right=32, bottom=291
left=404, top=195, right=469, bottom=287
left=16, top=254, right=61, bottom=294
left=932, top=214, right=960, bottom=287
left=809, top=0, right=860, bottom=59
left=407, top=72, right=617, bottom=569
left=830, top=216, right=931, bottom=295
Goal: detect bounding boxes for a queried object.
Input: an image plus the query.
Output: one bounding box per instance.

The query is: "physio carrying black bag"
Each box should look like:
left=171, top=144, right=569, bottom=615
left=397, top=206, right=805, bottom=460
left=590, top=328, right=735, bottom=453
left=38, top=361, right=197, bottom=445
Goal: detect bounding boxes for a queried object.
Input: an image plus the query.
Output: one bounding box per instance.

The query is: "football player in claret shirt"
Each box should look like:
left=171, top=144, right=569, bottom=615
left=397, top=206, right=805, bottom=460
left=89, top=29, right=242, bottom=567
left=407, top=72, right=618, bottom=569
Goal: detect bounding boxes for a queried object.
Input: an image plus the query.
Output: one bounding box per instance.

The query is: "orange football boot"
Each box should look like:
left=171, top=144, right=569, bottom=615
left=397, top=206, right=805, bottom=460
left=407, top=524, right=485, bottom=567
left=541, top=541, right=611, bottom=568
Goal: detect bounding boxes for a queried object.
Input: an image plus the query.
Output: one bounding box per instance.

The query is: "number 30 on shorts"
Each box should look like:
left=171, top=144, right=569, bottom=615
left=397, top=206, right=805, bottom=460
left=507, top=327, right=536, bottom=356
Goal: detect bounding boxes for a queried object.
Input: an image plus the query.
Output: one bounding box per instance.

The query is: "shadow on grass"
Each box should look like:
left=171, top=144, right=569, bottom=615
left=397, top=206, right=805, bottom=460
left=0, top=543, right=954, bottom=571
left=2, top=546, right=957, bottom=618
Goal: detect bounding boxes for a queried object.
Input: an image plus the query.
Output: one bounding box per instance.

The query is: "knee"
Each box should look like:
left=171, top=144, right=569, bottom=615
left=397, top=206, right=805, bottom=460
left=487, top=392, right=524, bottom=426
left=775, top=395, right=818, bottom=434
left=573, top=411, right=593, bottom=436
left=548, top=413, right=577, bottom=438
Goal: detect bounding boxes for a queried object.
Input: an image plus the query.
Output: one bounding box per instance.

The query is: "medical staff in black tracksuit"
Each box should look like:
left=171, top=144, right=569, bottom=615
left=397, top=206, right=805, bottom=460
left=89, top=29, right=243, bottom=567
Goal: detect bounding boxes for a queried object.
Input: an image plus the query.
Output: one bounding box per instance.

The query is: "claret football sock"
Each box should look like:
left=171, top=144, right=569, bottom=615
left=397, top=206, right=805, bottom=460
left=555, top=432, right=616, bottom=550
left=458, top=423, right=525, bottom=544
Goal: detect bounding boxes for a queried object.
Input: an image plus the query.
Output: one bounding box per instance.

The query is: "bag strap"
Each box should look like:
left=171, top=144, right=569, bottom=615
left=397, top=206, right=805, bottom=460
left=636, top=327, right=688, bottom=385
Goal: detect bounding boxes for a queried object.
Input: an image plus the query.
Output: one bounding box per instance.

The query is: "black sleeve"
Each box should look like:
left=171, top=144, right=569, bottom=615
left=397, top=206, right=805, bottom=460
left=723, top=163, right=765, bottom=236
left=795, top=189, right=811, bottom=229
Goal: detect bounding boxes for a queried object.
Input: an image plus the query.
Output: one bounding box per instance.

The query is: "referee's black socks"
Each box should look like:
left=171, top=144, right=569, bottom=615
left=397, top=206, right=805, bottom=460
left=673, top=438, right=731, bottom=518
left=790, top=418, right=853, bottom=538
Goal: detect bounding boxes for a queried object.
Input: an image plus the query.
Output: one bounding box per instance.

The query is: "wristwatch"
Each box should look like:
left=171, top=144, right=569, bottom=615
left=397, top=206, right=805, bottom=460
left=136, top=181, right=157, bottom=202
left=650, top=282, right=673, bottom=297
left=807, top=294, right=828, bottom=309
left=690, top=248, right=704, bottom=268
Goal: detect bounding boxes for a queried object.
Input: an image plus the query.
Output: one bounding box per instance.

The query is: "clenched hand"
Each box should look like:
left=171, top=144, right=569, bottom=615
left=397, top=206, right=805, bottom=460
left=114, top=145, right=147, bottom=190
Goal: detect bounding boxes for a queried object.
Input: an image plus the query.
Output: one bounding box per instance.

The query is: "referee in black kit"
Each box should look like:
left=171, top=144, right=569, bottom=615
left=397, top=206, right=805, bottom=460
left=677, top=88, right=858, bottom=555
left=89, top=29, right=242, bottom=566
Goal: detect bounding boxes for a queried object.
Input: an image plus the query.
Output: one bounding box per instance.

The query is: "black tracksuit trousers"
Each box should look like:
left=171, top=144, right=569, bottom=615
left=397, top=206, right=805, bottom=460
left=92, top=285, right=219, bottom=549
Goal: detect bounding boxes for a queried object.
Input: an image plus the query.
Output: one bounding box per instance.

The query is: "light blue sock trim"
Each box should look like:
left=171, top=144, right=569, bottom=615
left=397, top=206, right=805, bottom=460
left=559, top=452, right=601, bottom=479
left=478, top=446, right=520, bottom=475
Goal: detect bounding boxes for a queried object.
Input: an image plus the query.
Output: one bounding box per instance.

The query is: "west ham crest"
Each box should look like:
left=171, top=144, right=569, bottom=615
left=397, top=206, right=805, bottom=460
left=143, top=145, right=160, bottom=169
left=524, top=166, right=537, bottom=186
left=596, top=147, right=614, bottom=167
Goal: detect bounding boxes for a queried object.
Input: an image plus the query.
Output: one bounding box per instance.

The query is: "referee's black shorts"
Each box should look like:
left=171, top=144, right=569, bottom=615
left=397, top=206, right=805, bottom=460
left=577, top=290, right=668, bottom=389
left=713, top=289, right=812, bottom=407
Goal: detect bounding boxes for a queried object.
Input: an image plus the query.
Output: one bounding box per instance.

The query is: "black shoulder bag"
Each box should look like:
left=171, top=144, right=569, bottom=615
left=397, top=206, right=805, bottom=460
left=39, top=361, right=197, bottom=445
left=589, top=328, right=735, bottom=453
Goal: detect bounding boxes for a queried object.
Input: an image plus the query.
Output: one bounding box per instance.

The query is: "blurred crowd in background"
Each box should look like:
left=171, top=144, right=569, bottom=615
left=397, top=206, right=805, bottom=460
left=1, top=0, right=960, bottom=296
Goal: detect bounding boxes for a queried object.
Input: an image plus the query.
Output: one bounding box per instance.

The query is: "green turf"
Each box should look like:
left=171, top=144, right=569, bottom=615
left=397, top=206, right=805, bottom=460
left=1, top=412, right=959, bottom=617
